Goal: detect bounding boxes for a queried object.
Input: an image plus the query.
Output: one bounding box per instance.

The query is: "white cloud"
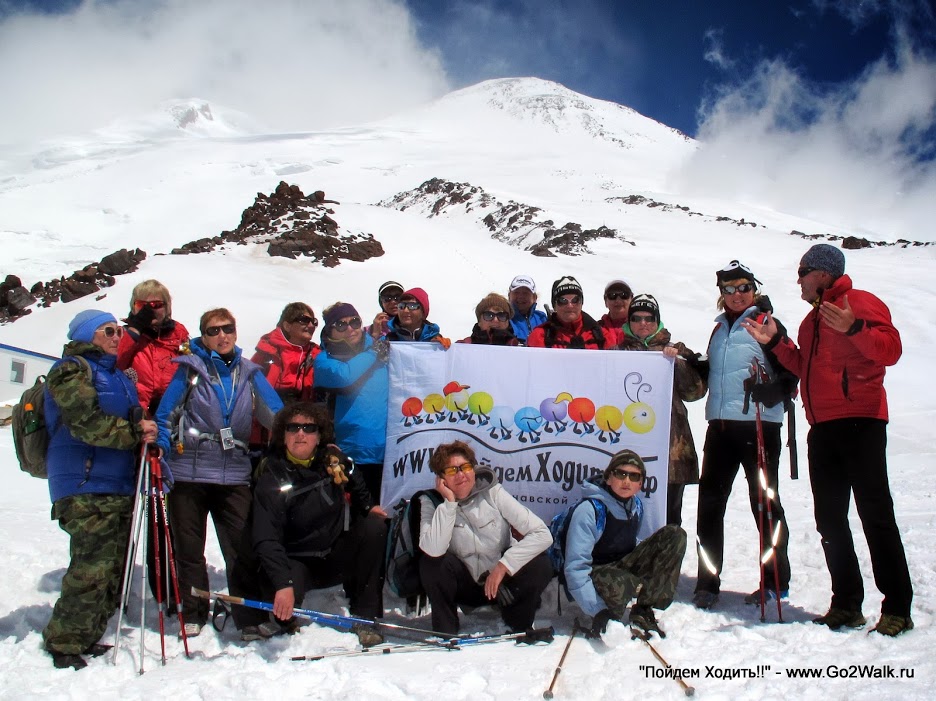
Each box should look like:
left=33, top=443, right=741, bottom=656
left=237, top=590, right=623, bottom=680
left=672, top=45, right=936, bottom=241
left=702, top=27, right=734, bottom=71
left=0, top=0, right=450, bottom=144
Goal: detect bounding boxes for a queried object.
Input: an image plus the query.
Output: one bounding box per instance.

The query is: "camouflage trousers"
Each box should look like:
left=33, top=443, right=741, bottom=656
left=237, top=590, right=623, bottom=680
left=43, top=494, right=133, bottom=655
left=591, top=524, right=687, bottom=619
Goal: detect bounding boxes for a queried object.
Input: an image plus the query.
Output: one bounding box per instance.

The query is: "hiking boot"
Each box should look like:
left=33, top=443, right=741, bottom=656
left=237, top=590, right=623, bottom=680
left=82, top=643, right=112, bottom=658
left=50, top=651, right=87, bottom=671
left=277, top=618, right=301, bottom=636
left=743, top=588, right=789, bottom=605
left=352, top=623, right=384, bottom=648
left=871, top=614, right=914, bottom=637
left=240, top=624, right=276, bottom=642
left=812, top=608, right=866, bottom=630
left=180, top=622, right=203, bottom=639
left=692, top=590, right=719, bottom=610
left=629, top=605, right=665, bottom=639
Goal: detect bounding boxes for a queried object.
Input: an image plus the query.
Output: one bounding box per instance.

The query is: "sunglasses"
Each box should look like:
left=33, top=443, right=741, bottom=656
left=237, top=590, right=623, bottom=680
left=285, top=422, right=319, bottom=434
left=204, top=324, right=236, bottom=337
left=438, top=462, right=474, bottom=477
left=481, top=311, right=510, bottom=322
left=605, top=292, right=631, bottom=301
left=555, top=295, right=582, bottom=307
left=332, top=317, right=363, bottom=332
left=381, top=294, right=401, bottom=304
left=720, top=283, right=755, bottom=295
left=134, top=300, right=166, bottom=310
left=797, top=266, right=817, bottom=279
left=97, top=326, right=124, bottom=338
left=610, top=467, right=643, bottom=483
left=292, top=315, right=318, bottom=327
left=630, top=314, right=655, bottom=324
left=398, top=301, right=422, bottom=311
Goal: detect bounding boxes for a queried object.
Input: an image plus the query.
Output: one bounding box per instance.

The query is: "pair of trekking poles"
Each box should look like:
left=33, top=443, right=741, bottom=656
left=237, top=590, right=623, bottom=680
left=112, top=445, right=191, bottom=672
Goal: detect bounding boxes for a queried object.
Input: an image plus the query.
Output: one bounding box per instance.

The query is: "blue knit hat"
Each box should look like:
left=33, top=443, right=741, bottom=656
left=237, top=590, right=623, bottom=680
left=801, top=244, right=845, bottom=278
left=68, top=309, right=118, bottom=342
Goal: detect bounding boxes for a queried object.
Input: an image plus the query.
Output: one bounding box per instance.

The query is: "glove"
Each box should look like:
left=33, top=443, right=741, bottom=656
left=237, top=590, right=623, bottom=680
left=373, top=338, right=390, bottom=363
left=750, top=382, right=786, bottom=408
left=495, top=581, right=518, bottom=607
left=585, top=609, right=614, bottom=640
left=686, top=353, right=709, bottom=382
left=127, top=305, right=158, bottom=337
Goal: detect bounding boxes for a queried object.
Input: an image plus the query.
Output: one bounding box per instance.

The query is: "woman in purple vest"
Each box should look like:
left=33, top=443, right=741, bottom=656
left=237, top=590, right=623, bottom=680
left=156, top=308, right=283, bottom=641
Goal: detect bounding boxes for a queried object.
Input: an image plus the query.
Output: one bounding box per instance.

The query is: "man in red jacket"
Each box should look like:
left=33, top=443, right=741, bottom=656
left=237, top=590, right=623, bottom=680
left=526, top=276, right=610, bottom=349
left=744, top=244, right=913, bottom=637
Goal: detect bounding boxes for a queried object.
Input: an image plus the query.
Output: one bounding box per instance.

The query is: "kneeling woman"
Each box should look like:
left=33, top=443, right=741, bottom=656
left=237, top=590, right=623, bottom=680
left=564, top=450, right=687, bottom=639
left=252, top=402, right=388, bottom=635
left=419, top=441, right=553, bottom=636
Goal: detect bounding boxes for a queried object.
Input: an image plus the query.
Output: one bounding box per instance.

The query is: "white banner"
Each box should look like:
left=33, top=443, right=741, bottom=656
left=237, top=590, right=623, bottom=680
left=382, top=344, right=674, bottom=531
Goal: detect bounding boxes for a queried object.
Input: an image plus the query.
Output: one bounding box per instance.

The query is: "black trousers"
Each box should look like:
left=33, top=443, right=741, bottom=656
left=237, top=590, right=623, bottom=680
left=355, top=463, right=385, bottom=507
left=259, top=512, right=387, bottom=620
left=808, top=418, right=912, bottom=616
left=168, top=482, right=265, bottom=628
left=695, top=420, right=791, bottom=594
left=420, top=552, right=553, bottom=636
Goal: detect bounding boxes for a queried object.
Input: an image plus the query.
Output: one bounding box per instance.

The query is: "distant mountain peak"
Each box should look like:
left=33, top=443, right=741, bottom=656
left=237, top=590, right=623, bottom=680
left=165, top=100, right=216, bottom=130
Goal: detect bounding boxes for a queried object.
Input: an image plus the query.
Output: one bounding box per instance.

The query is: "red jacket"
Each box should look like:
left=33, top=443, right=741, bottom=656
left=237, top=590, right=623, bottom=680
left=251, top=327, right=320, bottom=401
left=526, top=313, right=611, bottom=349
left=116, top=320, right=191, bottom=414
left=769, top=274, right=901, bottom=425
left=598, top=313, right=626, bottom=348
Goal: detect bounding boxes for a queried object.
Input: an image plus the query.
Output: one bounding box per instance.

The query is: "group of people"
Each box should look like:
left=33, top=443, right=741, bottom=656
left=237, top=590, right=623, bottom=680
left=39, top=243, right=914, bottom=670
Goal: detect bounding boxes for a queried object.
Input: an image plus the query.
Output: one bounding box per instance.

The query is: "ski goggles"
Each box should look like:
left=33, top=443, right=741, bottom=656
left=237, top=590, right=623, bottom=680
left=480, top=311, right=510, bottom=322
left=204, top=324, right=236, bottom=337
left=720, top=283, right=755, bottom=295
left=134, top=300, right=166, bottom=310
left=332, top=317, right=363, bottom=332
left=438, top=462, right=474, bottom=477
left=285, top=422, right=319, bottom=434
left=609, top=467, right=643, bottom=483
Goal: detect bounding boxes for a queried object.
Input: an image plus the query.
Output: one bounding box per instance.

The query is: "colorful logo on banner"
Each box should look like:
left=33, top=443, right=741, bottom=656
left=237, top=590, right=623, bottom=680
left=382, top=344, right=674, bottom=529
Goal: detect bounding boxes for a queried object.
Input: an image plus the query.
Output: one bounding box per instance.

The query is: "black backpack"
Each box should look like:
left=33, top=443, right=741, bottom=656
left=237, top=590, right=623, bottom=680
left=384, top=489, right=444, bottom=613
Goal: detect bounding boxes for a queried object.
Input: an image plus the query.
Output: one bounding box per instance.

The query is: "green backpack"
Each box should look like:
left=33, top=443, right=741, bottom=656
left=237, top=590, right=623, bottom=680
left=12, top=356, right=92, bottom=478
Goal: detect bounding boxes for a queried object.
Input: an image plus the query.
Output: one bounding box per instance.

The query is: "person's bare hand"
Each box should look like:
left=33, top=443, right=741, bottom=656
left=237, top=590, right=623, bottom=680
left=435, top=475, right=455, bottom=502
left=273, top=587, right=295, bottom=621
left=741, top=312, right=778, bottom=344
left=819, top=296, right=856, bottom=333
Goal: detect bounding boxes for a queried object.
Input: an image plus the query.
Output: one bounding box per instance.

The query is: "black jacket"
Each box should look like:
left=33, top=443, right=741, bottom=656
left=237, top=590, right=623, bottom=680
left=252, top=449, right=374, bottom=590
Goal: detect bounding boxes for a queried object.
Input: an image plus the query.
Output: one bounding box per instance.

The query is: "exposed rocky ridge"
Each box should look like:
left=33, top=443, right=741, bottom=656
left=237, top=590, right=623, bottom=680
left=607, top=194, right=933, bottom=248
left=379, top=177, right=633, bottom=256
left=171, top=181, right=384, bottom=266
left=1, top=249, right=146, bottom=324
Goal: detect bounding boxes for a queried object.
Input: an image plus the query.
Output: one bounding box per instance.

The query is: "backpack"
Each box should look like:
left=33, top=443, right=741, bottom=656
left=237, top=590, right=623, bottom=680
left=547, top=497, right=607, bottom=595
left=12, top=356, right=93, bottom=478
left=384, top=489, right=444, bottom=613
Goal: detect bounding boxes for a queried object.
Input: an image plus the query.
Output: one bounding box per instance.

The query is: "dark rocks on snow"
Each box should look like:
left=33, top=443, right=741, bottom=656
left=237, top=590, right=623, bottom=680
left=171, top=181, right=383, bottom=265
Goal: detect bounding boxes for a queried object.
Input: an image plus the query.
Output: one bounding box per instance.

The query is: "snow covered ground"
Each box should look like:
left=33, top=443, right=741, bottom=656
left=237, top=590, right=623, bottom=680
left=1, top=78, right=934, bottom=699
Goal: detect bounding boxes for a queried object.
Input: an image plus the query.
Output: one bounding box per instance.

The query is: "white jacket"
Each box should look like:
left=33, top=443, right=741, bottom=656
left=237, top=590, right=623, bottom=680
left=419, top=468, right=551, bottom=583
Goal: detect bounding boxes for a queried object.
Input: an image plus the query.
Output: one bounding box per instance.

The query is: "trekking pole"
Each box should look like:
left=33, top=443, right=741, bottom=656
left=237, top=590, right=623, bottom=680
left=138, top=453, right=151, bottom=675
left=112, top=446, right=148, bottom=665
left=630, top=627, right=695, bottom=697
left=151, top=453, right=190, bottom=657
left=147, top=456, right=167, bottom=664
left=543, top=619, right=582, bottom=699
left=292, top=641, right=456, bottom=661
left=753, top=361, right=783, bottom=623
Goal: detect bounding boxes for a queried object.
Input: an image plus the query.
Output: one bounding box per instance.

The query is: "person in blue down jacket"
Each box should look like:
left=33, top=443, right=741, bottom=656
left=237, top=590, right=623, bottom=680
left=155, top=308, right=283, bottom=641
left=313, top=301, right=390, bottom=502
left=692, top=260, right=796, bottom=611
left=563, top=450, right=687, bottom=640
left=42, top=310, right=158, bottom=671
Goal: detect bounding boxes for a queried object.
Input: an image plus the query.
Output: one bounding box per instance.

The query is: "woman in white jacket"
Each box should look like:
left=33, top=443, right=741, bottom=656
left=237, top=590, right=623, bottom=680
left=418, top=441, right=553, bottom=635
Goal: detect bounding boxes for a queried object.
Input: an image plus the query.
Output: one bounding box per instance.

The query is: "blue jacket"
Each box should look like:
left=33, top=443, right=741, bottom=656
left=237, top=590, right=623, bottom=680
left=564, top=476, right=644, bottom=617
left=383, top=318, right=445, bottom=343
left=313, top=334, right=389, bottom=466
left=510, top=304, right=547, bottom=343
left=45, top=347, right=140, bottom=503
left=156, top=339, right=282, bottom=486
left=705, top=306, right=784, bottom=424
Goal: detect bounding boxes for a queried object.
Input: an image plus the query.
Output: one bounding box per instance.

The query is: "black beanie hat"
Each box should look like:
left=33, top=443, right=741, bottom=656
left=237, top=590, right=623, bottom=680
left=551, top=276, right=583, bottom=306
left=715, top=260, right=761, bottom=288
left=628, top=294, right=660, bottom=321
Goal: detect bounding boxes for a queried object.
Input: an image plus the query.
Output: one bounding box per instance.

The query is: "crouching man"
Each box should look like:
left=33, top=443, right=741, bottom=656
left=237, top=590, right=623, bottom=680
left=418, top=441, right=554, bottom=636
left=564, top=450, right=686, bottom=639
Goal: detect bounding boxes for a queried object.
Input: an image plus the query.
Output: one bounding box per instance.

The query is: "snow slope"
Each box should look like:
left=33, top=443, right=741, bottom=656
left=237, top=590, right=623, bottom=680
left=1, top=78, right=934, bottom=700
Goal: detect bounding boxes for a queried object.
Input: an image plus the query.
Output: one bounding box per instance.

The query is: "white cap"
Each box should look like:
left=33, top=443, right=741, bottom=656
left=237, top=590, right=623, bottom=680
left=509, top=275, right=536, bottom=293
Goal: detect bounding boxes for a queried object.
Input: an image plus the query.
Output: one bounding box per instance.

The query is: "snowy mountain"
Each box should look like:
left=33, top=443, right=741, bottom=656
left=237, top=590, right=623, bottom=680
left=1, top=77, right=934, bottom=699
